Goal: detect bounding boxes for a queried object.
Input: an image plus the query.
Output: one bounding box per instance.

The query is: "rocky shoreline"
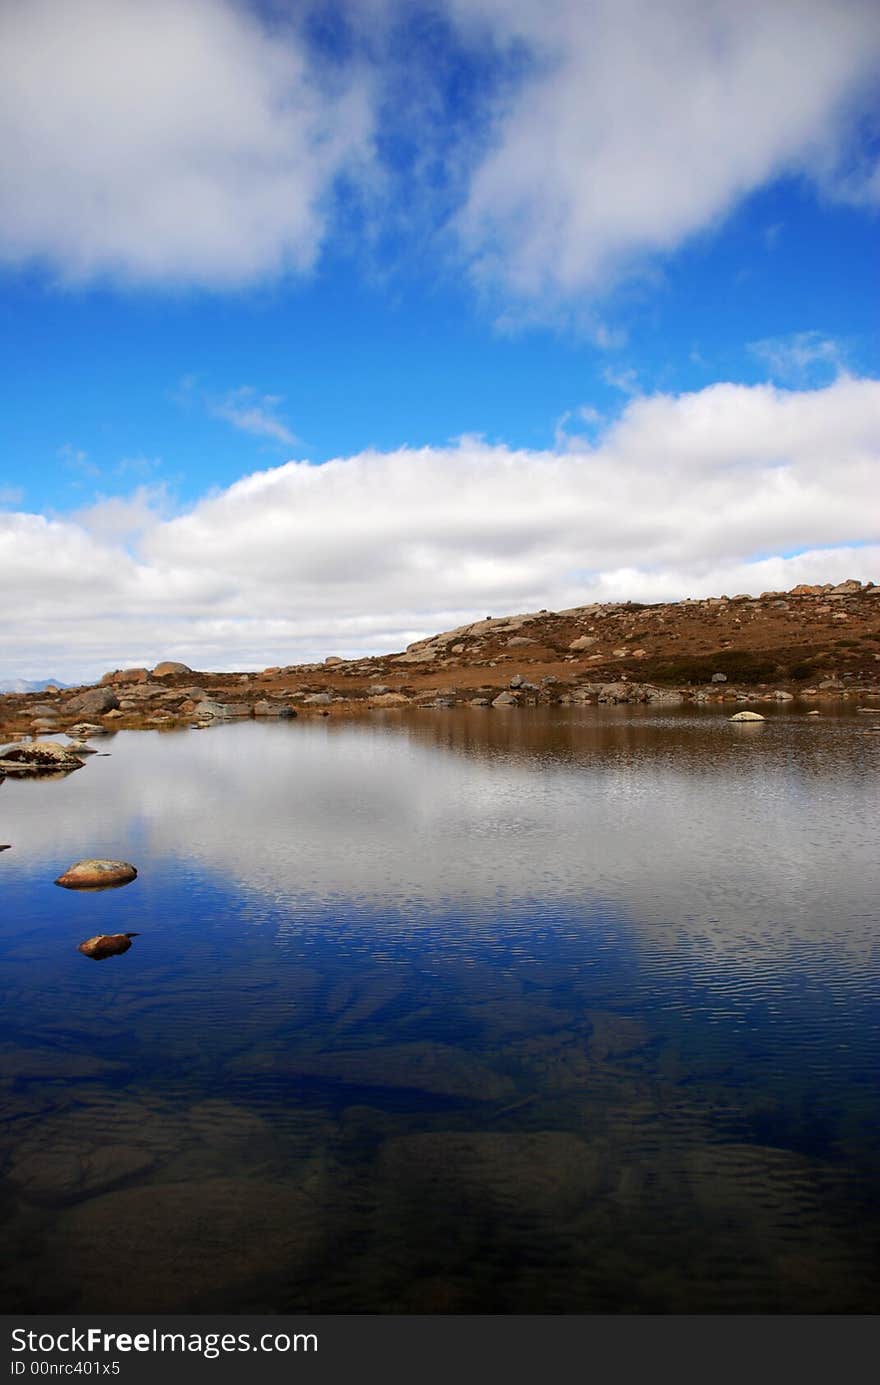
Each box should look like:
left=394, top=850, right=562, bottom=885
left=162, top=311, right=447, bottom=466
left=2, top=580, right=879, bottom=768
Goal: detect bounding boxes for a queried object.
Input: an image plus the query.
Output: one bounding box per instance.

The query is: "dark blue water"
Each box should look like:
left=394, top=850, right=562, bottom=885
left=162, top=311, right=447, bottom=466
left=1, top=707, right=878, bottom=1312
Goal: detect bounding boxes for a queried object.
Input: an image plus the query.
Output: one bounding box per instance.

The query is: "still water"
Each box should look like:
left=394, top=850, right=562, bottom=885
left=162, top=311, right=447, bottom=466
left=1, top=707, right=878, bottom=1312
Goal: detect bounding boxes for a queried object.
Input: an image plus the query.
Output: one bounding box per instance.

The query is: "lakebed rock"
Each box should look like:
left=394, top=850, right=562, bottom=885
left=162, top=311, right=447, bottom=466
left=55, top=859, right=138, bottom=890
left=44, top=1177, right=327, bottom=1312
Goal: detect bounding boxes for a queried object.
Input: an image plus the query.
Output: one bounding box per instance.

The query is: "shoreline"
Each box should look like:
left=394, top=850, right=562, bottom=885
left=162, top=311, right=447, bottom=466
left=2, top=578, right=879, bottom=747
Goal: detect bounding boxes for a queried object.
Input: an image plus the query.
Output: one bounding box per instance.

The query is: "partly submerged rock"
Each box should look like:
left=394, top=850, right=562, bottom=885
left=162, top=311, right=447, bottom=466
left=66, top=739, right=98, bottom=755
left=0, top=741, right=85, bottom=776
left=56, top=859, right=138, bottom=890
left=253, top=700, right=297, bottom=717
left=67, top=723, right=108, bottom=738
left=77, top=932, right=139, bottom=959
left=729, top=710, right=765, bottom=722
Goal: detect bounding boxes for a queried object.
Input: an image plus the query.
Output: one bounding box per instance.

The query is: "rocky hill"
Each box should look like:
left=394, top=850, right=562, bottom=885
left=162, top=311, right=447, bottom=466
left=1, top=579, right=878, bottom=742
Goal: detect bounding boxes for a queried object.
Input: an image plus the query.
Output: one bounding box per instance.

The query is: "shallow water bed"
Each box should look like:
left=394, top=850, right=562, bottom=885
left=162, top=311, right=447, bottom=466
left=1, top=708, right=878, bottom=1312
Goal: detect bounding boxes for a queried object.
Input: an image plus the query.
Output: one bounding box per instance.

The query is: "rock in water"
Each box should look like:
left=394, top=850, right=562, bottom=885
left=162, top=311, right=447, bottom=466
left=0, top=741, right=85, bottom=776
left=729, top=710, right=765, bottom=722
left=77, top=933, right=139, bottom=960
left=55, top=859, right=138, bottom=889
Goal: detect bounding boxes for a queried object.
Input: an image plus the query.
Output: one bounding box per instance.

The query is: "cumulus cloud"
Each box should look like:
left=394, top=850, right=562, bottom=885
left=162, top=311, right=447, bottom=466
left=0, top=0, right=373, bottom=285
left=1, top=376, right=878, bottom=680
left=450, top=0, right=880, bottom=300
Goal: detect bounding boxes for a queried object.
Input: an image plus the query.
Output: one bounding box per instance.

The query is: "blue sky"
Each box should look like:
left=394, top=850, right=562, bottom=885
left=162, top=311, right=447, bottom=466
left=1, top=0, right=878, bottom=680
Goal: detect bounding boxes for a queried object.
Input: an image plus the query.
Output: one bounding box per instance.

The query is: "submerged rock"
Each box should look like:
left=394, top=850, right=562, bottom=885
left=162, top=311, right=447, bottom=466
left=56, top=859, right=138, bottom=890
left=77, top=932, right=139, bottom=959
left=729, top=710, right=765, bottom=722
left=45, top=1177, right=327, bottom=1312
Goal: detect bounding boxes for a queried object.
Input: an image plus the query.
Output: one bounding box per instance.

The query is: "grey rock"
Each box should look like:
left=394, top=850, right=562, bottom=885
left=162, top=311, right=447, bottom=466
left=65, top=687, right=119, bottom=715
left=253, top=700, right=297, bottom=718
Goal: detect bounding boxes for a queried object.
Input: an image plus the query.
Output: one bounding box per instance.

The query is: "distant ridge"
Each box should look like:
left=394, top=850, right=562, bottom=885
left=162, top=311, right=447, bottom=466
left=0, top=677, right=71, bottom=694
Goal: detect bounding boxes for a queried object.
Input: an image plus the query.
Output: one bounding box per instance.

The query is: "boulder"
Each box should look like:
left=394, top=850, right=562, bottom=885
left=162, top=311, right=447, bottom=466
left=0, top=741, right=85, bottom=776
left=100, top=668, right=150, bottom=685
left=65, top=687, right=119, bottom=715
left=78, top=932, right=139, bottom=960
left=55, top=859, right=138, bottom=890
left=152, top=661, right=192, bottom=677
left=67, top=722, right=107, bottom=737
left=598, top=681, right=630, bottom=703
left=729, top=711, right=765, bottom=722
left=302, top=693, right=332, bottom=706
left=324, top=656, right=343, bottom=666
left=253, top=701, right=297, bottom=718
left=568, top=635, right=597, bottom=651
left=491, top=690, right=519, bottom=707
left=369, top=692, right=411, bottom=707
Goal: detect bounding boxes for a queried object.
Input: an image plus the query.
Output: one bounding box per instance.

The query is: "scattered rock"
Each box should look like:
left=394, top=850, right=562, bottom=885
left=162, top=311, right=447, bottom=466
left=100, top=668, right=150, bottom=685
left=65, top=688, right=119, bottom=716
left=55, top=859, right=138, bottom=890
left=152, top=661, right=193, bottom=677
left=77, top=932, right=139, bottom=959
left=253, top=700, right=297, bottom=718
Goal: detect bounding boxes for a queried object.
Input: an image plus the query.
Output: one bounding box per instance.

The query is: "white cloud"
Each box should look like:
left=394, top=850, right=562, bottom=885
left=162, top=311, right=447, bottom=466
left=1, top=2, right=878, bottom=305
left=211, top=388, right=298, bottom=447
left=70, top=483, right=173, bottom=545
left=749, top=331, right=847, bottom=385
left=0, top=0, right=373, bottom=286
left=1, top=375, right=878, bottom=681
left=450, top=0, right=880, bottom=300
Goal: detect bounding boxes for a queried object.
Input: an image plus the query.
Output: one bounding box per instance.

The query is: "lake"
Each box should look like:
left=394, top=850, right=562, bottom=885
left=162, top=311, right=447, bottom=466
left=1, top=706, right=878, bottom=1313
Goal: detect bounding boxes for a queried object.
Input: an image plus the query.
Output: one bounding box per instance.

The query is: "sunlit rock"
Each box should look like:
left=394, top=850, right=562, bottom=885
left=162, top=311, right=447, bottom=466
left=56, top=859, right=138, bottom=890
left=77, top=932, right=139, bottom=959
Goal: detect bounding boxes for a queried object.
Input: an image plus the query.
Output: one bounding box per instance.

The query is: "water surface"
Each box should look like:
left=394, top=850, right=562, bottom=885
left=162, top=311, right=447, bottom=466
left=1, top=707, right=878, bottom=1312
